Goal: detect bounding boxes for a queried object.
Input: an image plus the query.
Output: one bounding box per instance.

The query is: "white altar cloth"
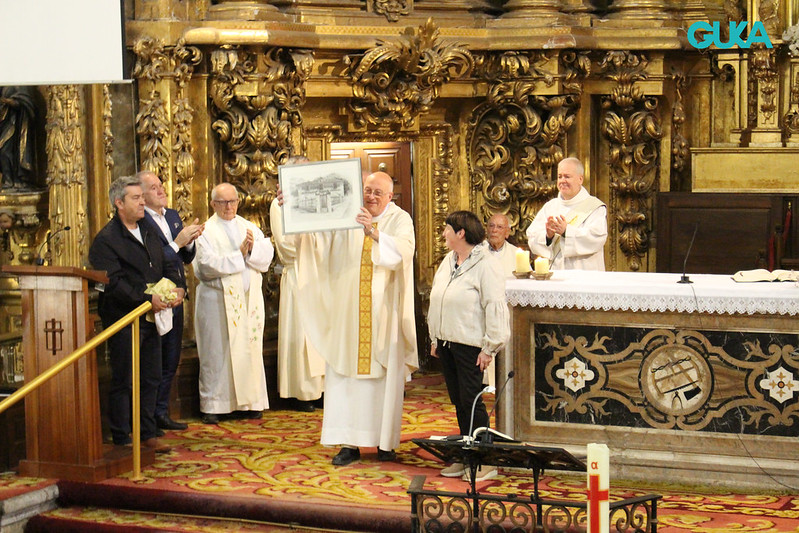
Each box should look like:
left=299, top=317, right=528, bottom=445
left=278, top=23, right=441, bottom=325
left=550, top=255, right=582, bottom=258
left=505, top=270, right=799, bottom=316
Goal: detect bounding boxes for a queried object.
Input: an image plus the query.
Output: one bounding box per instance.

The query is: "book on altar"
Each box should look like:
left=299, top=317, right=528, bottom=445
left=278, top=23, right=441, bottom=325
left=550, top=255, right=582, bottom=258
left=731, top=269, right=799, bottom=282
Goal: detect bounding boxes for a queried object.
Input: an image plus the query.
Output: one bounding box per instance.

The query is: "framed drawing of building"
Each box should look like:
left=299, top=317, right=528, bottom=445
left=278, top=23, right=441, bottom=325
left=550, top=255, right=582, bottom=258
left=279, top=158, right=363, bottom=234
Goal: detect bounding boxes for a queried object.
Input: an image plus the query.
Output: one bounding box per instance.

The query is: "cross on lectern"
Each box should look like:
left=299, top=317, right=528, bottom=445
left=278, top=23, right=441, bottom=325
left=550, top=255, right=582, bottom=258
left=43, top=318, right=64, bottom=356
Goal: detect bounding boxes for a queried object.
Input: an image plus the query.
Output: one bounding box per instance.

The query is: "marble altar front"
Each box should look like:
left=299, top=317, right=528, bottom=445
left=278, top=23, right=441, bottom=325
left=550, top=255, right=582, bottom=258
left=498, top=270, right=799, bottom=489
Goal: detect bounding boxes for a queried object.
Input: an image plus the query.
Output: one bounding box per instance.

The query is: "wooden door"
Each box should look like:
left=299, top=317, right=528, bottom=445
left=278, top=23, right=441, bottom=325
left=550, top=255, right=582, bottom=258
left=330, top=142, right=413, bottom=217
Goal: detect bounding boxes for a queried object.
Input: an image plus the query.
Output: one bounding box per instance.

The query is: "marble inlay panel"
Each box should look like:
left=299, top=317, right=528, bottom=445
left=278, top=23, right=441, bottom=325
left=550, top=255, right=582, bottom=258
left=533, top=323, right=799, bottom=436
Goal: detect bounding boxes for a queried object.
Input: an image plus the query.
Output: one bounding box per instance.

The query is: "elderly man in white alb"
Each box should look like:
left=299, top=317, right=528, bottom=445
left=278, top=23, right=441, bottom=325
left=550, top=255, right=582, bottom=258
left=276, top=170, right=418, bottom=466
left=192, top=182, right=274, bottom=424
left=526, top=157, right=607, bottom=271
left=485, top=213, right=518, bottom=276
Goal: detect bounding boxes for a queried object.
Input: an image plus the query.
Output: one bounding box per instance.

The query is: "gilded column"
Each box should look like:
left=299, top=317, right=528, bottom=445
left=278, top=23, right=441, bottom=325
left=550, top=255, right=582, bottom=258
left=44, top=85, right=88, bottom=267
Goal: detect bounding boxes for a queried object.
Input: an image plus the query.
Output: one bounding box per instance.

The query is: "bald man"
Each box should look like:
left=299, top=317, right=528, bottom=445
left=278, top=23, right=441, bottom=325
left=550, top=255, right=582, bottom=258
left=276, top=170, right=418, bottom=466
left=192, top=183, right=274, bottom=424
left=526, top=157, right=607, bottom=271
left=485, top=213, right=519, bottom=276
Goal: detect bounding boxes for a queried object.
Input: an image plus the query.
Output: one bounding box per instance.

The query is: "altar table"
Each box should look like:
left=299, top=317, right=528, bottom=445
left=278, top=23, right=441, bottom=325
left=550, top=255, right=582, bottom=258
left=498, top=270, right=799, bottom=489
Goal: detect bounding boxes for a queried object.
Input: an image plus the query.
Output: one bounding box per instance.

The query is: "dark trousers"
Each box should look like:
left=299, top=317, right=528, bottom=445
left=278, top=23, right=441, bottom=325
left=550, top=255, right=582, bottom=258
left=437, top=340, right=487, bottom=436
left=155, top=303, right=183, bottom=418
left=105, top=318, right=162, bottom=444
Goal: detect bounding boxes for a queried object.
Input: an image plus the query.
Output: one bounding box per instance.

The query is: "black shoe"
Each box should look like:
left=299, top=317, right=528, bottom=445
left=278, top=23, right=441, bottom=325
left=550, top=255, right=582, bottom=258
left=332, top=447, right=360, bottom=466
left=290, top=398, right=315, bottom=412
left=156, top=415, right=188, bottom=431
left=377, top=448, right=397, bottom=462
left=312, top=396, right=324, bottom=410
left=244, top=410, right=263, bottom=419
left=155, top=428, right=165, bottom=437
left=201, top=413, right=220, bottom=424
left=113, top=436, right=132, bottom=446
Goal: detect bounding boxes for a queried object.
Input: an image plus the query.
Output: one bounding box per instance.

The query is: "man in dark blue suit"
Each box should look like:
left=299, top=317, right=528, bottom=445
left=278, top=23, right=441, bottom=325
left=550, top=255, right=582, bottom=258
left=139, top=170, right=204, bottom=432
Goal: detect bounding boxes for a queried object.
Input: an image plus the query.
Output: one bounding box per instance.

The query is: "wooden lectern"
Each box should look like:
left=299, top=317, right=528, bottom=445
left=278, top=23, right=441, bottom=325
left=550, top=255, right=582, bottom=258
left=2, top=265, right=153, bottom=481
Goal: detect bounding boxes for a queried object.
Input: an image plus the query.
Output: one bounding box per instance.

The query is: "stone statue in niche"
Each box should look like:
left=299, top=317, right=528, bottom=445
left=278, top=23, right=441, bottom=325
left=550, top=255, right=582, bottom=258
left=0, top=86, right=38, bottom=191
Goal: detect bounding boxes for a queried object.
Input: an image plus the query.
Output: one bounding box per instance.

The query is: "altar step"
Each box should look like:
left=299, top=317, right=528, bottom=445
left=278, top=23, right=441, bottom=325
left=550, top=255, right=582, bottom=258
left=20, top=480, right=410, bottom=533
left=24, top=507, right=343, bottom=532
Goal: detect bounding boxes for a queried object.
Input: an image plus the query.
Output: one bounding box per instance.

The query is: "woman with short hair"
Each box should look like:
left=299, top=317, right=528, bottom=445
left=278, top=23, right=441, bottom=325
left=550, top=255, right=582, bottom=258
left=427, top=210, right=510, bottom=482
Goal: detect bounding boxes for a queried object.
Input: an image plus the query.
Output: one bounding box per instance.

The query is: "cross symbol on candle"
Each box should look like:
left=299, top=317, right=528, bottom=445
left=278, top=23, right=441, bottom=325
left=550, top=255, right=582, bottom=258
left=586, top=473, right=609, bottom=532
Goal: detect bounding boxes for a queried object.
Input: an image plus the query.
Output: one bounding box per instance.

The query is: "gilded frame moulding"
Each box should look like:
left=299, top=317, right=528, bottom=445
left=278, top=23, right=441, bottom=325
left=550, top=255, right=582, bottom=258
left=45, top=85, right=88, bottom=267
left=598, top=50, right=663, bottom=272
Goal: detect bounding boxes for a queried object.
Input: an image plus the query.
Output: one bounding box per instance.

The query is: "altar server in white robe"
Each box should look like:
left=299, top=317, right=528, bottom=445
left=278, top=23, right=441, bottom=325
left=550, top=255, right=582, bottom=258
left=193, top=182, right=274, bottom=424
left=526, top=157, right=607, bottom=271
left=277, top=170, right=418, bottom=466
left=270, top=156, right=324, bottom=412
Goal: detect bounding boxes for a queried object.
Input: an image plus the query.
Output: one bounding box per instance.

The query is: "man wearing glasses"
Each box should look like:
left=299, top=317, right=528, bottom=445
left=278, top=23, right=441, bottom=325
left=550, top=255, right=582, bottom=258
left=485, top=213, right=519, bottom=276
left=275, top=170, right=418, bottom=466
left=192, top=182, right=274, bottom=424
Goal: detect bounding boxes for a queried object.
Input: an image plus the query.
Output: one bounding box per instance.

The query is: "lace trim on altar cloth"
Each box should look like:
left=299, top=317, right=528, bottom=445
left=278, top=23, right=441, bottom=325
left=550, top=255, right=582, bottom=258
left=505, top=271, right=799, bottom=316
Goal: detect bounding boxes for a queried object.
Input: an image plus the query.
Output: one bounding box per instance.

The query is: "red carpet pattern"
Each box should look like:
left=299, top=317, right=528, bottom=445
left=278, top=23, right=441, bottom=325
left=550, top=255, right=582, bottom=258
left=3, top=372, right=799, bottom=531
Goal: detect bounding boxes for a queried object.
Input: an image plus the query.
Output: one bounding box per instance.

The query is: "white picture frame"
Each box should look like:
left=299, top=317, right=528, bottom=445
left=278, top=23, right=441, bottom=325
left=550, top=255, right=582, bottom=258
left=279, top=158, right=363, bottom=234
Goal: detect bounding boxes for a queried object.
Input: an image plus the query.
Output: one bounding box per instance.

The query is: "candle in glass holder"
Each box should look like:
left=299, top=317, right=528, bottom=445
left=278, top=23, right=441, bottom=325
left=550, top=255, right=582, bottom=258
left=534, top=256, right=549, bottom=275
left=515, top=249, right=532, bottom=273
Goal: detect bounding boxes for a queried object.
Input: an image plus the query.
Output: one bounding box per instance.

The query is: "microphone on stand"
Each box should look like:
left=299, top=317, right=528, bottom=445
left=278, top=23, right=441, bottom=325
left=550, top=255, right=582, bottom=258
left=35, top=226, right=71, bottom=266
left=677, top=222, right=699, bottom=284
left=481, top=370, right=515, bottom=443
left=465, top=385, right=495, bottom=445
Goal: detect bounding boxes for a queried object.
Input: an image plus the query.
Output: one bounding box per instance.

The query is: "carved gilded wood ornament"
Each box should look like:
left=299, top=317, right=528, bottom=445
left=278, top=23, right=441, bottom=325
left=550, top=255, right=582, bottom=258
left=344, top=19, right=474, bottom=132
left=209, top=46, right=313, bottom=230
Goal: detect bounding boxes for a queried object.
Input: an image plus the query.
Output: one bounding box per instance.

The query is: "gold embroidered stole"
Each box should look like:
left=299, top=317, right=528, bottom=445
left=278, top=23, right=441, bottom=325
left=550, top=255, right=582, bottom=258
left=357, top=225, right=376, bottom=375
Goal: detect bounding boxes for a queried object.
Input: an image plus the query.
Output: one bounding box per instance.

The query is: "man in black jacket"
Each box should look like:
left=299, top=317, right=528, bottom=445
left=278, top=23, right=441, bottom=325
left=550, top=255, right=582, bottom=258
left=89, top=175, right=185, bottom=450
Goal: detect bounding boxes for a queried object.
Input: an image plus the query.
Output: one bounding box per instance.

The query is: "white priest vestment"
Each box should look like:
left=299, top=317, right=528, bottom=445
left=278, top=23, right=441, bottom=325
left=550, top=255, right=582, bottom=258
left=294, top=202, right=418, bottom=451
left=192, top=214, right=274, bottom=414
left=526, top=186, right=607, bottom=271
left=269, top=198, right=325, bottom=401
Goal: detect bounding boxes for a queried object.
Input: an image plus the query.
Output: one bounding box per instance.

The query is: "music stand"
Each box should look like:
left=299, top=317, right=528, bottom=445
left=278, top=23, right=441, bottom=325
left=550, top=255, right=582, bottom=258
left=413, top=437, right=586, bottom=532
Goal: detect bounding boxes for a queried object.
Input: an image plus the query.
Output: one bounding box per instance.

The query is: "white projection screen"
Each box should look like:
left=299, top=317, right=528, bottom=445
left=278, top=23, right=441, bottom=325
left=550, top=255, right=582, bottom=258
left=0, top=0, right=127, bottom=86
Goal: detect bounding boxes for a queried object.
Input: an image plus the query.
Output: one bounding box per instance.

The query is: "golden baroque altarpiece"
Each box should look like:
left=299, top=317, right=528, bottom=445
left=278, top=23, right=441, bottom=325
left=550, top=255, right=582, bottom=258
left=1, top=0, right=799, bottom=374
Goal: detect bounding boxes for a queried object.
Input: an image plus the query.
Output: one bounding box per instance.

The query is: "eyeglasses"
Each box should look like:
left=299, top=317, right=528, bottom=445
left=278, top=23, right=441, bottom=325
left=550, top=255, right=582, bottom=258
left=363, top=188, right=386, bottom=198
left=487, top=223, right=508, bottom=229
left=213, top=199, right=238, bottom=207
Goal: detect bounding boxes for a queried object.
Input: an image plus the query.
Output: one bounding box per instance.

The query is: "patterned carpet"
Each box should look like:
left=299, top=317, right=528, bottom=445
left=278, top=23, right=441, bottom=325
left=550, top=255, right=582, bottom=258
left=3, top=372, right=799, bottom=531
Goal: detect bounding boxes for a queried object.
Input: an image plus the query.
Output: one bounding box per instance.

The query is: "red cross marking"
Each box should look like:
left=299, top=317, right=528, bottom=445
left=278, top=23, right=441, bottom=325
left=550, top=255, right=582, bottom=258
left=586, top=473, right=609, bottom=533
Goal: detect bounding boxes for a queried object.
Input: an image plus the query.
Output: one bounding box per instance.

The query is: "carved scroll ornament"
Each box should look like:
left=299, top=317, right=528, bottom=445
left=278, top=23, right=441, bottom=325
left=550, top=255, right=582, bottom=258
left=468, top=51, right=589, bottom=243
left=345, top=19, right=473, bottom=131
left=209, top=46, right=313, bottom=230
left=598, top=51, right=663, bottom=272
left=368, top=0, right=412, bottom=22
left=132, top=37, right=202, bottom=221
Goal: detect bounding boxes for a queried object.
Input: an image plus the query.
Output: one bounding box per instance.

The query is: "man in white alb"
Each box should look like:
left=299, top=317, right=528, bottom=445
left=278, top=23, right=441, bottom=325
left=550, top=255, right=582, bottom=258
left=270, top=156, right=324, bottom=412
left=276, top=170, right=418, bottom=466
left=193, top=183, right=274, bottom=424
left=526, top=157, right=607, bottom=271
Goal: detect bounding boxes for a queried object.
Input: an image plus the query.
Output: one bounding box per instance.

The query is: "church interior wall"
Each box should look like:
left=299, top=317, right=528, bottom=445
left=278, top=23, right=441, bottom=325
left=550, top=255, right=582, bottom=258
left=2, top=0, right=799, bottom=450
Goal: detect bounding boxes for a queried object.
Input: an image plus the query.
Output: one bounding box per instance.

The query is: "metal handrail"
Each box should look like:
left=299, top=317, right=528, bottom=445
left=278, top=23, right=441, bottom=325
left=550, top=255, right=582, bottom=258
left=0, top=301, right=152, bottom=480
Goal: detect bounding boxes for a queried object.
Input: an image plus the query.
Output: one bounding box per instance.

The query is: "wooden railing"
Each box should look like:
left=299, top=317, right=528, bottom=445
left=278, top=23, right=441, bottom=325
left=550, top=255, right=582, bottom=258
left=0, top=301, right=152, bottom=480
